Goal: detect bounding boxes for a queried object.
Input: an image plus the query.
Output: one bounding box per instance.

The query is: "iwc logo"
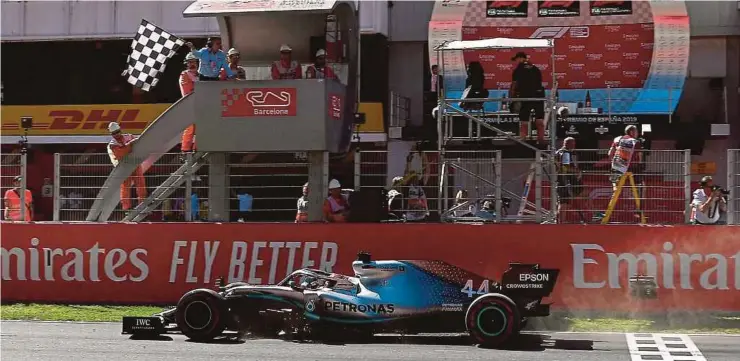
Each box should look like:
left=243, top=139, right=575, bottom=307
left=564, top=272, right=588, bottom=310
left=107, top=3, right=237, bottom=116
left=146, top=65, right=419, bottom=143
left=306, top=300, right=315, bottom=312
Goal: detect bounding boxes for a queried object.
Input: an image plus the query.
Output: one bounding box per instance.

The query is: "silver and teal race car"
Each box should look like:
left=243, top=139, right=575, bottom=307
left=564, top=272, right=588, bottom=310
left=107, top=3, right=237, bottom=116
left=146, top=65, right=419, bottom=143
left=123, top=252, right=559, bottom=347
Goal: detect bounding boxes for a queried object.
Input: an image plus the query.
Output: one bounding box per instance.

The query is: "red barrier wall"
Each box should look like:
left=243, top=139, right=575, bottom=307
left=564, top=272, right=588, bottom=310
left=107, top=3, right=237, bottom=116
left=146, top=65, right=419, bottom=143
left=2, top=223, right=739, bottom=312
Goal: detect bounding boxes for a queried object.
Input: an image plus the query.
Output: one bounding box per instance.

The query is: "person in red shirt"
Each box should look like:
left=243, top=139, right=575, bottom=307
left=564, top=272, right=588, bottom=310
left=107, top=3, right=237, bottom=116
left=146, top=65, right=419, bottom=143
left=180, top=53, right=199, bottom=153
left=305, top=49, right=337, bottom=80
left=271, top=44, right=302, bottom=80
left=323, top=179, right=350, bottom=222
left=4, top=176, right=33, bottom=221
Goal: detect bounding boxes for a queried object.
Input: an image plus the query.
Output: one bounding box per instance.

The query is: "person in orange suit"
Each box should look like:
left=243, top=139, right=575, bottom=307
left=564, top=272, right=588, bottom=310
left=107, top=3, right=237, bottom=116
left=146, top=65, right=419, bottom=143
left=107, top=122, right=147, bottom=211
left=180, top=53, right=199, bottom=153
left=3, top=176, right=33, bottom=221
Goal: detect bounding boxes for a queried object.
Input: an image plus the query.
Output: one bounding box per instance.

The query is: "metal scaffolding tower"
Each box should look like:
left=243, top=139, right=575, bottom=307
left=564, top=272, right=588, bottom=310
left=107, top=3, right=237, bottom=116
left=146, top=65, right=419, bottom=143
left=433, top=38, right=560, bottom=223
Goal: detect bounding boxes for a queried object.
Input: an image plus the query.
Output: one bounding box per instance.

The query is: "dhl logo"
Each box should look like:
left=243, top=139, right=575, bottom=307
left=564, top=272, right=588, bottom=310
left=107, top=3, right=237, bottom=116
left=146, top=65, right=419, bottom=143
left=540, top=1, right=576, bottom=8
left=0, top=104, right=169, bottom=135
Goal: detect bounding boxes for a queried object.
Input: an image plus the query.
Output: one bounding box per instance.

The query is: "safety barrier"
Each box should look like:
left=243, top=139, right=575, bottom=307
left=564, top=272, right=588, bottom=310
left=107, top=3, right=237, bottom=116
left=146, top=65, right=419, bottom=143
left=13, top=148, right=734, bottom=225
left=53, top=151, right=308, bottom=222
left=1, top=152, right=23, bottom=218
left=729, top=149, right=740, bottom=225
left=2, top=222, right=739, bottom=312
left=550, top=149, right=690, bottom=224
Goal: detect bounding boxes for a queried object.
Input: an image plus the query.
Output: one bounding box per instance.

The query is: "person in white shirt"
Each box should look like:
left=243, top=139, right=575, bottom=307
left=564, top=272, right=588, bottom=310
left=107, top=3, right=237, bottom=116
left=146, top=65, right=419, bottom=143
left=690, top=176, right=727, bottom=225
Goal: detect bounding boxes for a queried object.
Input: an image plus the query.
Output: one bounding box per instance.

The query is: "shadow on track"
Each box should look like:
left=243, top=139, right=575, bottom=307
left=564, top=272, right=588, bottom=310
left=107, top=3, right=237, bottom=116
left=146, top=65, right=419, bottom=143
left=285, top=333, right=594, bottom=352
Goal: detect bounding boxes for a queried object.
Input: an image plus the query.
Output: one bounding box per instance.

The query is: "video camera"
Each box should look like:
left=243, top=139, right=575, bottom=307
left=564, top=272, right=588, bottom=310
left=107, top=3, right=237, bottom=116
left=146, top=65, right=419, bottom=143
left=711, top=185, right=730, bottom=196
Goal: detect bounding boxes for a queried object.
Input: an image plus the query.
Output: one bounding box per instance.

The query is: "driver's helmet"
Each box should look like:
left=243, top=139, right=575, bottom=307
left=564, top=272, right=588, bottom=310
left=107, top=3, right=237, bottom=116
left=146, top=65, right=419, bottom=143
left=300, top=275, right=317, bottom=289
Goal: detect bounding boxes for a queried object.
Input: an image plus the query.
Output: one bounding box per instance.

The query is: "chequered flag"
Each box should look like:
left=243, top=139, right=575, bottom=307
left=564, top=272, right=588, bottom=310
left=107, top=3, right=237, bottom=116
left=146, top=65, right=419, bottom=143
left=122, top=19, right=184, bottom=92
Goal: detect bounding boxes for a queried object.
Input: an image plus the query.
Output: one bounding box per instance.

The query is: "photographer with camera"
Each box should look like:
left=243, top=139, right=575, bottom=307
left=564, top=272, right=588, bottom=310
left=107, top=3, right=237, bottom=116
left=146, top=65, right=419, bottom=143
left=690, top=176, right=728, bottom=225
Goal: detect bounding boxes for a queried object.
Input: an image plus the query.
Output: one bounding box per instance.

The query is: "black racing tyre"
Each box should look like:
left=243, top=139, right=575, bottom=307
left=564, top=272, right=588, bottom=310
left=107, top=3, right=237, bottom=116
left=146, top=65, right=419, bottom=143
left=175, top=289, right=227, bottom=342
left=465, top=293, right=520, bottom=348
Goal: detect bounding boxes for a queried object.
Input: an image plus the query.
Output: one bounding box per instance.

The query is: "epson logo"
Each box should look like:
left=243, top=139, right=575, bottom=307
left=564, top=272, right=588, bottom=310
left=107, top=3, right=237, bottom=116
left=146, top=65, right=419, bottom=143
left=587, top=72, right=603, bottom=79
left=623, top=71, right=640, bottom=78
left=497, top=27, right=514, bottom=34
left=605, top=25, right=621, bottom=33
left=641, top=43, right=654, bottom=49
left=605, top=80, right=621, bottom=87
left=605, top=62, right=621, bottom=69
left=520, top=273, right=550, bottom=282
left=586, top=53, right=603, bottom=60
left=605, top=44, right=621, bottom=51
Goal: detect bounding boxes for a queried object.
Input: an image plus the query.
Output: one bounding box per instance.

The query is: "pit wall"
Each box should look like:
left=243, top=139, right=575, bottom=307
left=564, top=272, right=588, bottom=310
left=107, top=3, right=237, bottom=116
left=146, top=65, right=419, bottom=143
left=1, top=223, right=739, bottom=312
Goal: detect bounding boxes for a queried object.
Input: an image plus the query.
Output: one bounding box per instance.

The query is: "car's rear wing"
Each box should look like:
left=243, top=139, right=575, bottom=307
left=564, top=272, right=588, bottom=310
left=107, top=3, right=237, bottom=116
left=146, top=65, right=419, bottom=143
left=500, top=263, right=559, bottom=298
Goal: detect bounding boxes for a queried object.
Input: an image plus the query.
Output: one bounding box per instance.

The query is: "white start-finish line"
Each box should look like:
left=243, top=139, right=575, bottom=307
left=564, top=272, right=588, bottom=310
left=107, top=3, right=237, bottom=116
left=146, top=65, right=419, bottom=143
left=626, top=333, right=707, bottom=361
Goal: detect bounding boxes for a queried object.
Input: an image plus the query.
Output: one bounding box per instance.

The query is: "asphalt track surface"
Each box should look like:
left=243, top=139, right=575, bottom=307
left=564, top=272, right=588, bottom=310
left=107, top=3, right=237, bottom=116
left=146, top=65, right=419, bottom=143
left=2, top=321, right=738, bottom=361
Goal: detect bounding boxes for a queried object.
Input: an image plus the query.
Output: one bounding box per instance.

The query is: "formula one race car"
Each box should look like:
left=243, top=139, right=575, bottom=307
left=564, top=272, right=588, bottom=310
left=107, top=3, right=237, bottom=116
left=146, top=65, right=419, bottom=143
left=122, top=252, right=559, bottom=347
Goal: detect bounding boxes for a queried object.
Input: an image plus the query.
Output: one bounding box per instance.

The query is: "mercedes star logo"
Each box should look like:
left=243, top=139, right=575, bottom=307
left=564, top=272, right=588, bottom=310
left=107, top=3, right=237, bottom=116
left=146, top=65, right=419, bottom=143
left=306, top=300, right=315, bottom=312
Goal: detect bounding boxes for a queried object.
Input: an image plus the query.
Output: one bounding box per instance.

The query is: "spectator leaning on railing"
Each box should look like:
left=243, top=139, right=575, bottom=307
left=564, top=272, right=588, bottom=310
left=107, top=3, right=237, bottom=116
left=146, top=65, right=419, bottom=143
left=690, top=176, right=727, bottom=225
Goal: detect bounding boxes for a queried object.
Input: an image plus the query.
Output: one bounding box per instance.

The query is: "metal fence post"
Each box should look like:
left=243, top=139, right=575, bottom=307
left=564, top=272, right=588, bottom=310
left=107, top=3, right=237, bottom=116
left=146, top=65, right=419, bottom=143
left=185, top=152, right=193, bottom=222
left=354, top=149, right=361, bottom=191
left=728, top=149, right=736, bottom=225
left=535, top=150, right=542, bottom=223
left=683, top=149, right=691, bottom=224
left=494, top=150, right=502, bottom=223
left=53, top=153, right=61, bottom=221
left=20, top=151, right=28, bottom=221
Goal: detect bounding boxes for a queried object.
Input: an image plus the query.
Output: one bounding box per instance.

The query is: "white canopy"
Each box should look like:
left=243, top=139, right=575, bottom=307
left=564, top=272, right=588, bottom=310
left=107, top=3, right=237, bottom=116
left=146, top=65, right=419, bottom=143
left=183, top=0, right=346, bottom=17
left=434, top=38, right=554, bottom=51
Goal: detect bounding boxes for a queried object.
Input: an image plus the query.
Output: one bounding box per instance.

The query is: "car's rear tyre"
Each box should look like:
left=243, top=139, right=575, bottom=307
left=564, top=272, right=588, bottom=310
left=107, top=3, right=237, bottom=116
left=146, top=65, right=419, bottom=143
left=465, top=293, right=520, bottom=348
left=175, top=289, right=227, bottom=342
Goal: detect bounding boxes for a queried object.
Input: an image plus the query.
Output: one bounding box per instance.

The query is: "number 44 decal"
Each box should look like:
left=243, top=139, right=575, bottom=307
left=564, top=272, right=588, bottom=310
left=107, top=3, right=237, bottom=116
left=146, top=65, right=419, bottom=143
left=461, top=279, right=491, bottom=298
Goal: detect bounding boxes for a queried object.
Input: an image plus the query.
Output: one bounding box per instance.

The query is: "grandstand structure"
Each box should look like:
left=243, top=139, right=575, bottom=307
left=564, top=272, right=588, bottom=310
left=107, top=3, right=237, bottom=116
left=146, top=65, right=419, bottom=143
left=85, top=0, right=360, bottom=223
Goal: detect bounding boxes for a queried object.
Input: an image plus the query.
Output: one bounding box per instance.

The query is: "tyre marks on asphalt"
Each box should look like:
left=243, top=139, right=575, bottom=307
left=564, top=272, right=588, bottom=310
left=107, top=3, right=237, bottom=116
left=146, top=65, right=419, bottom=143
left=626, top=333, right=707, bottom=361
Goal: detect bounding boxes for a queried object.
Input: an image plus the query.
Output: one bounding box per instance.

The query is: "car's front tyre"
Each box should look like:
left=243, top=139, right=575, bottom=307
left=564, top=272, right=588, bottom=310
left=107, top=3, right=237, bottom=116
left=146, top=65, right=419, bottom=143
left=465, top=293, right=520, bottom=348
left=175, top=289, right=227, bottom=342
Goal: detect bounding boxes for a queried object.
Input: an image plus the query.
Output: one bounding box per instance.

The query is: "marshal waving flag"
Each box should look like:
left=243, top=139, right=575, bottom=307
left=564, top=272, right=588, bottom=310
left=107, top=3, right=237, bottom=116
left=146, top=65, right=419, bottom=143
left=122, top=19, right=185, bottom=91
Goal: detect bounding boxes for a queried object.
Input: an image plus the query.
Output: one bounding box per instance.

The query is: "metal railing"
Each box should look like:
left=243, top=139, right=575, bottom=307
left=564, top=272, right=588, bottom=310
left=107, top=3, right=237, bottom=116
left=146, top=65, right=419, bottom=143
left=355, top=149, right=693, bottom=224
left=389, top=91, right=411, bottom=128
left=2, top=148, right=729, bottom=225
left=729, top=149, right=740, bottom=225
left=1, top=151, right=24, bottom=220
left=53, top=151, right=308, bottom=222
left=552, top=149, right=689, bottom=224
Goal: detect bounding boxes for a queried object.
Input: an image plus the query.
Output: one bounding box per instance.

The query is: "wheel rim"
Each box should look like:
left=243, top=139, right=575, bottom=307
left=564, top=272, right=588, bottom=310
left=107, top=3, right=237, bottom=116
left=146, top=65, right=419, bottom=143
left=184, top=300, right=213, bottom=331
left=476, top=306, right=508, bottom=337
